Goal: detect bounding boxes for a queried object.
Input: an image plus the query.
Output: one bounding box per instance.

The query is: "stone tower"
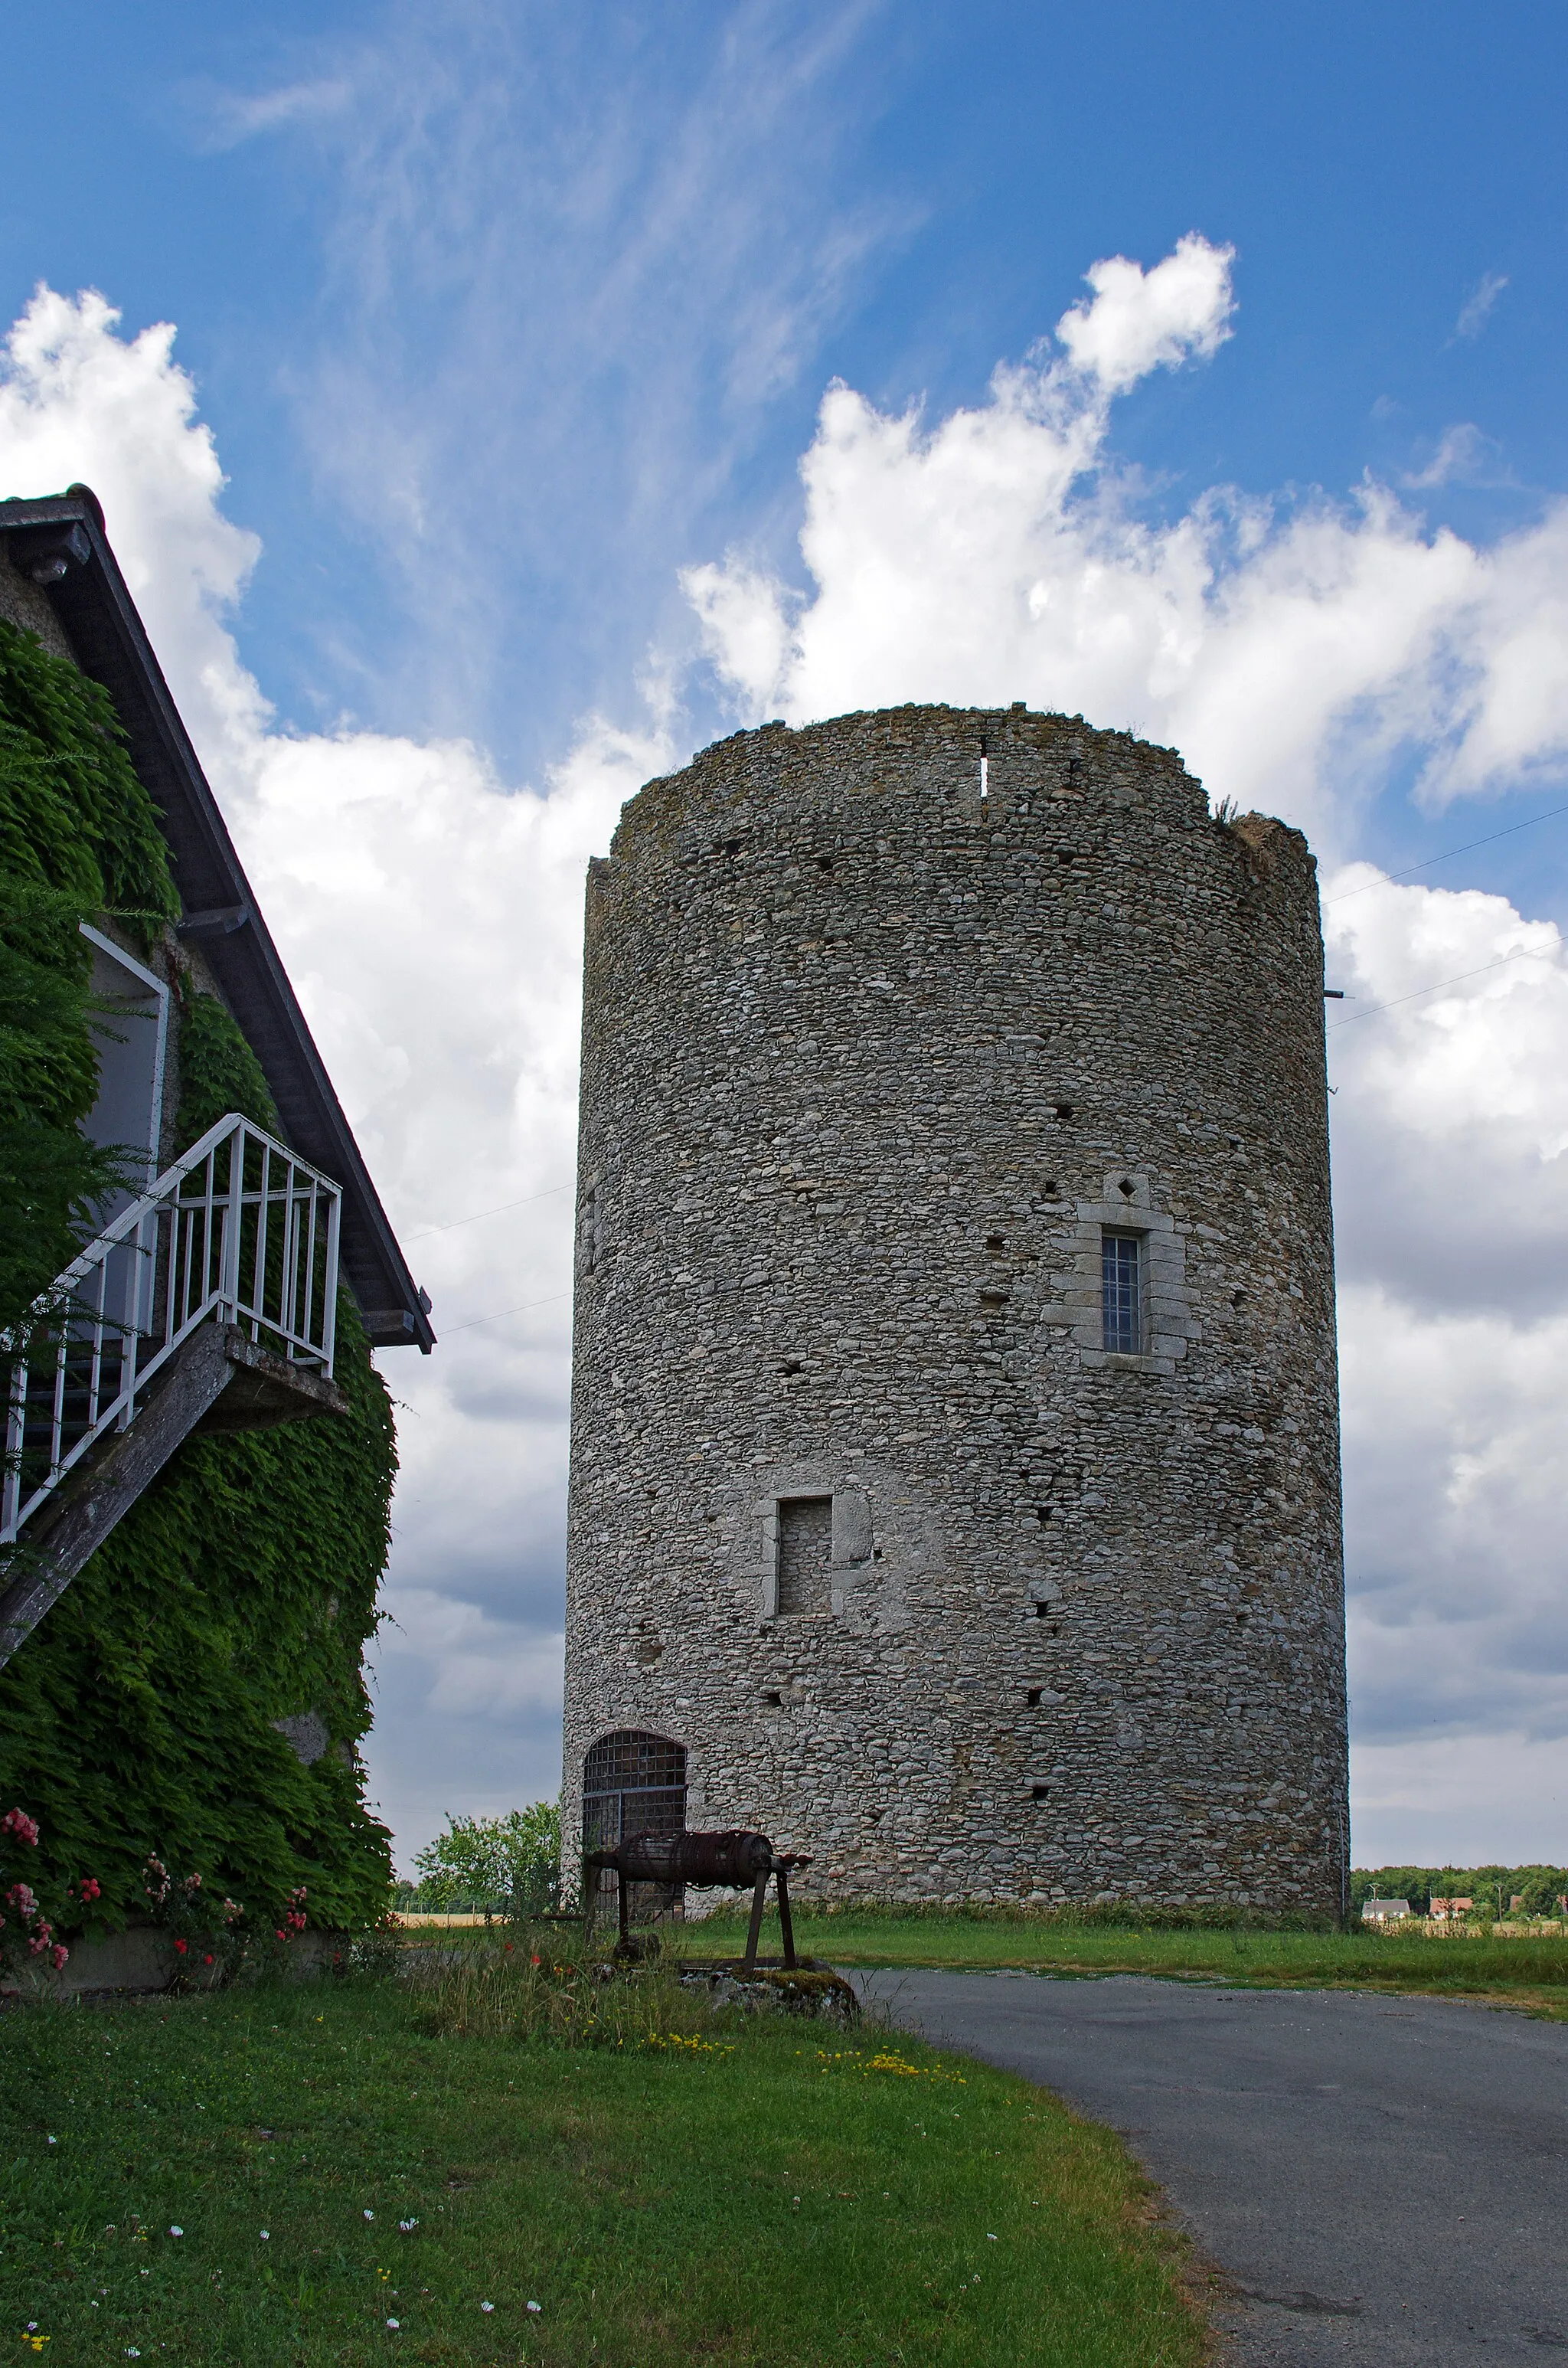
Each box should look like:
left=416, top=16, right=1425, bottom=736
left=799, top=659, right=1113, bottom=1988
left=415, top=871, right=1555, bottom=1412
left=564, top=704, right=1348, bottom=1918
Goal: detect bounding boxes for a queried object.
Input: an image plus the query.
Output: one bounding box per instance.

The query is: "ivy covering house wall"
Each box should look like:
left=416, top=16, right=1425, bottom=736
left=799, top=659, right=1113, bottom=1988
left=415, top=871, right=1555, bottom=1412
left=0, top=619, right=397, bottom=1934
left=0, top=617, right=178, bottom=1334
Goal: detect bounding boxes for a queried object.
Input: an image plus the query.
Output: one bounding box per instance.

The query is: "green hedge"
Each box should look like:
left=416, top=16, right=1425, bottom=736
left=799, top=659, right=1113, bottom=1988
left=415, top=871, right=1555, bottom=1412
left=0, top=623, right=397, bottom=1935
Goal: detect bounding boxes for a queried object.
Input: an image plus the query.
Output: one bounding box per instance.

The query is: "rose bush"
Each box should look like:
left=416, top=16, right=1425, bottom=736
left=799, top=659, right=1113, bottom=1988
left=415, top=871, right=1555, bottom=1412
left=0, top=1804, right=101, bottom=1980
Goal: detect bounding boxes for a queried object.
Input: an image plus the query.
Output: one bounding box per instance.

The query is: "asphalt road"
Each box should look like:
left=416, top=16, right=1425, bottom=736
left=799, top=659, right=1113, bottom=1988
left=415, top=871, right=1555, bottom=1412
left=854, top=1969, right=1568, bottom=2365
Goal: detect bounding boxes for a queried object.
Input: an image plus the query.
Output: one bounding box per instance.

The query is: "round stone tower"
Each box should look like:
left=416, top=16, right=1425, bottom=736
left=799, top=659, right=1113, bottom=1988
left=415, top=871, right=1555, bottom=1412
left=564, top=704, right=1348, bottom=1918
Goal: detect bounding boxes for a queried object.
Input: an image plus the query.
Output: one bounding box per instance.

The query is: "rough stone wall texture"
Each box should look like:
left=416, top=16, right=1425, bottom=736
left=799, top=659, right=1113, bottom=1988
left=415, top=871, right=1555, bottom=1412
left=564, top=704, right=1348, bottom=1916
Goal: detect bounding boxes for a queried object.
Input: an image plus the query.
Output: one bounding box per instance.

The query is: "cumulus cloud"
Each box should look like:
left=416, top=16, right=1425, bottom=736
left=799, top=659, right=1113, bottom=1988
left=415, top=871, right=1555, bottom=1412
left=1325, top=871, right=1568, bottom=1319
left=234, top=713, right=664, bottom=1858
left=685, top=236, right=1568, bottom=843
left=1054, top=231, right=1236, bottom=393
left=1317, top=872, right=1568, bottom=1850
left=0, top=289, right=269, bottom=770
left=9, top=243, right=1568, bottom=1866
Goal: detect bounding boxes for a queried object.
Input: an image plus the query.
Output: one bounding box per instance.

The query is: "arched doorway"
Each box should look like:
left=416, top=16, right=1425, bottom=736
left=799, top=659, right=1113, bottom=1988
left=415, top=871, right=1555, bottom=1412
left=582, top=1729, right=688, bottom=1922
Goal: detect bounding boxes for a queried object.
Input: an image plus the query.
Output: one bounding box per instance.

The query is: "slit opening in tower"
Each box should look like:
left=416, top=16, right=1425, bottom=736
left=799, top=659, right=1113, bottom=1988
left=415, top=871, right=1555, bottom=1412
left=582, top=1728, right=688, bottom=1924
left=979, top=736, right=988, bottom=801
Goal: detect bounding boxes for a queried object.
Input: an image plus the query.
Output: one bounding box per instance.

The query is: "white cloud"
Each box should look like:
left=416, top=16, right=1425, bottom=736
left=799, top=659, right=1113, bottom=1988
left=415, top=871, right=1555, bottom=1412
left=12, top=244, right=1568, bottom=1873
left=1455, top=270, right=1509, bottom=343
left=1054, top=231, right=1236, bottom=394
left=1322, top=876, right=1568, bottom=1853
left=244, top=0, right=914, bottom=763
left=685, top=237, right=1568, bottom=842
left=184, top=77, right=354, bottom=155
left=1401, top=421, right=1510, bottom=492
left=0, top=289, right=269, bottom=772
left=1325, top=872, right=1568, bottom=1314
left=377, top=1588, right=564, bottom=1719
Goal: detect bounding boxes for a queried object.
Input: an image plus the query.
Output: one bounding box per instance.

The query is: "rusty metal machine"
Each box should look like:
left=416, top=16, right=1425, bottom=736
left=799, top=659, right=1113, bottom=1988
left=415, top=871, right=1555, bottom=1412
left=584, top=1827, right=808, bottom=1967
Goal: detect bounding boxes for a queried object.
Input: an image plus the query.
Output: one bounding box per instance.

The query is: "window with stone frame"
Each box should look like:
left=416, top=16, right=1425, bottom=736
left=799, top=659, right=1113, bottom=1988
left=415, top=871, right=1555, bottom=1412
left=776, top=1495, right=833, bottom=1614
left=1101, top=1228, right=1145, bottom=1354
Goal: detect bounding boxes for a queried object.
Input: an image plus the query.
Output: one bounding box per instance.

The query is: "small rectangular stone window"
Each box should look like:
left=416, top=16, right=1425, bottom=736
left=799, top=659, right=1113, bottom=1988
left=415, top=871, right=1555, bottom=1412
left=1101, top=1229, right=1144, bottom=1354
left=777, top=1496, right=832, bottom=1614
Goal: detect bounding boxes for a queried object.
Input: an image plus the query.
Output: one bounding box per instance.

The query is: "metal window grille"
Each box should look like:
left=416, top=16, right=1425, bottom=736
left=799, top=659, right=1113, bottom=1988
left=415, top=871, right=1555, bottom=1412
left=582, top=1729, right=688, bottom=1922
left=1101, top=1230, right=1143, bottom=1354
left=2, top=1112, right=341, bottom=1546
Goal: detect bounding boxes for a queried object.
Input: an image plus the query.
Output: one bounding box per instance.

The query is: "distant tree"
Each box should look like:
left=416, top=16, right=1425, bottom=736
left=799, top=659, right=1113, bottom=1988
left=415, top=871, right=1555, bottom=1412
left=1512, top=1867, right=1567, bottom=1918
left=413, top=1802, right=561, bottom=1922
left=1351, top=1865, right=1568, bottom=1922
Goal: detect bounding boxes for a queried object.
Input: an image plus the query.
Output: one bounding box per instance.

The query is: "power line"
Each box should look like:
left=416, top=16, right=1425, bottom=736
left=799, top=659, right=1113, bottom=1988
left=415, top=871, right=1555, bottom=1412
left=1328, top=932, right=1564, bottom=1029
left=405, top=1181, right=573, bottom=1242
left=443, top=1289, right=572, bottom=1336
left=1323, top=802, right=1568, bottom=910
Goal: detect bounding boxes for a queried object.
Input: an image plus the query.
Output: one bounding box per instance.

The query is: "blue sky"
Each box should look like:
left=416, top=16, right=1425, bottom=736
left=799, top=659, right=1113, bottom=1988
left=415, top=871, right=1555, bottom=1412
left=11, top=3, right=1566, bottom=780
left=6, top=2, right=1568, bottom=1869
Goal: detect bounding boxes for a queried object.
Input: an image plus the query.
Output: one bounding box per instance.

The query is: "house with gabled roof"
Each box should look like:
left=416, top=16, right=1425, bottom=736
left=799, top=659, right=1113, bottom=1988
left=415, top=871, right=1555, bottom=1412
left=0, top=485, right=433, bottom=1943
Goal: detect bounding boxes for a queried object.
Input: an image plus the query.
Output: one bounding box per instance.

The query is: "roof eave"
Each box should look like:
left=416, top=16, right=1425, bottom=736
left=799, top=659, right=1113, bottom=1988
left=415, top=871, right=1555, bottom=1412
left=0, top=488, right=436, bottom=1353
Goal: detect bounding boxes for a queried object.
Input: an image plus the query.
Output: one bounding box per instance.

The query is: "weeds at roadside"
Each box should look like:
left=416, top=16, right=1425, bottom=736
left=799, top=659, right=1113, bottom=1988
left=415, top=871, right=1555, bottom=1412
left=406, top=1924, right=718, bottom=2049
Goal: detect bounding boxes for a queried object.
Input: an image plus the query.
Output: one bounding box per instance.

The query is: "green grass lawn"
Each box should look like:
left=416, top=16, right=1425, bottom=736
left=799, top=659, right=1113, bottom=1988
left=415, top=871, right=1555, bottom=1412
left=688, top=1906, right=1568, bottom=2011
left=0, top=1971, right=1207, bottom=2366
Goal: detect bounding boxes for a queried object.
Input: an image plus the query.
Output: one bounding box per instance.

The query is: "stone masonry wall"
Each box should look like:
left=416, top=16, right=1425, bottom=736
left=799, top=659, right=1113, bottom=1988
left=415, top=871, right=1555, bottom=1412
left=563, top=703, right=1348, bottom=1915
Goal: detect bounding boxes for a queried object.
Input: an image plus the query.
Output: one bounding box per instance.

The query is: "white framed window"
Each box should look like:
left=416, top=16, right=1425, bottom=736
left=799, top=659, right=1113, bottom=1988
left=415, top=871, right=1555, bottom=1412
left=1101, top=1229, right=1144, bottom=1354
left=80, top=923, right=168, bottom=1211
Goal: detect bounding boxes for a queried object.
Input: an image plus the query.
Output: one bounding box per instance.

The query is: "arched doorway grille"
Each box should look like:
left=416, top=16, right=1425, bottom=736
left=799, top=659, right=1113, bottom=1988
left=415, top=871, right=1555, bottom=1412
left=581, top=1729, right=688, bottom=1922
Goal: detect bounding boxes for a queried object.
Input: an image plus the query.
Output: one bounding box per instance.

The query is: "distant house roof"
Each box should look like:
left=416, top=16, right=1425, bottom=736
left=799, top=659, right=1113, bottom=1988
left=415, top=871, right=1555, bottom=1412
left=0, top=486, right=435, bottom=1353
left=1361, top=1897, right=1411, bottom=1918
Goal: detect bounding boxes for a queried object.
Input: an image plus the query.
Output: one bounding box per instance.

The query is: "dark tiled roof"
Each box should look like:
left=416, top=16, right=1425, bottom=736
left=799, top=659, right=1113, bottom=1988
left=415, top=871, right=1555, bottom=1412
left=0, top=487, right=434, bottom=1352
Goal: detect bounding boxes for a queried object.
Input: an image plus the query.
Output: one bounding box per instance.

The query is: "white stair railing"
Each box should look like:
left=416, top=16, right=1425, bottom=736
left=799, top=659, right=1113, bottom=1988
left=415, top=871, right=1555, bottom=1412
left=2, top=1114, right=341, bottom=1546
